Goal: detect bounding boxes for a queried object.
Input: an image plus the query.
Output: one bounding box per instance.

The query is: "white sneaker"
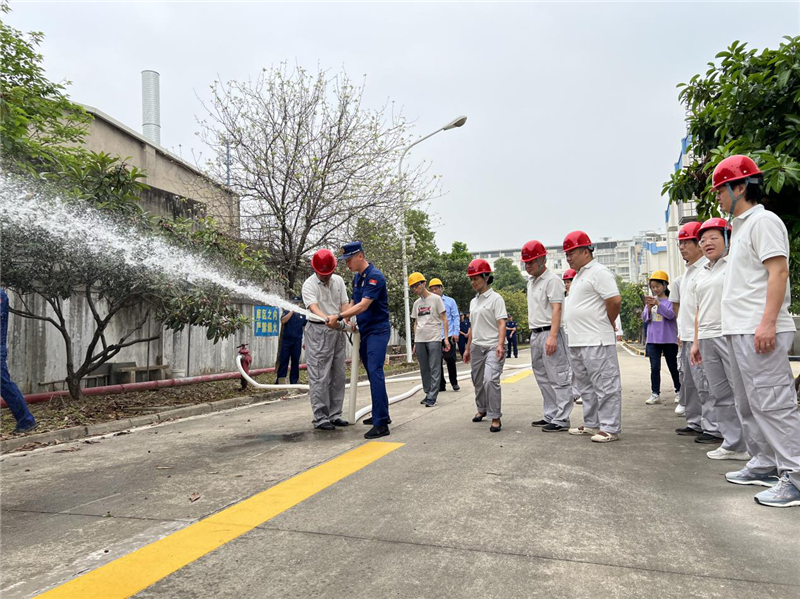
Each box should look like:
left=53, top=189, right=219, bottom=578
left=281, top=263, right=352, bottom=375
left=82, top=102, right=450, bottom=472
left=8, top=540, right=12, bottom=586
left=707, top=447, right=751, bottom=461
left=674, top=392, right=681, bottom=404
left=645, top=393, right=662, bottom=405
left=568, top=425, right=599, bottom=436
left=591, top=431, right=619, bottom=443
left=674, top=404, right=686, bottom=416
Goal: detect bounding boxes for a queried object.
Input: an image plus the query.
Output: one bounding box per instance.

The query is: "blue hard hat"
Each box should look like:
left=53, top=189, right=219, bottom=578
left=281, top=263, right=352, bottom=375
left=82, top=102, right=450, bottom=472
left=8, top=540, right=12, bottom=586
left=339, top=241, right=364, bottom=259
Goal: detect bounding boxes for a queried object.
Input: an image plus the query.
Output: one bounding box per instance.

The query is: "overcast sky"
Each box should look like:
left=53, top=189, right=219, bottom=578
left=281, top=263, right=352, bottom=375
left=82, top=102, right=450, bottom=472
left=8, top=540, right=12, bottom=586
left=9, top=1, right=799, bottom=252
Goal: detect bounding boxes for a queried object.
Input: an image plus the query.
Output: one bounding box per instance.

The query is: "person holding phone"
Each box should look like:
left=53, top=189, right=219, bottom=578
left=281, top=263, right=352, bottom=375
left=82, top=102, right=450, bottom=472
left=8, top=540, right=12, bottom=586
left=641, top=271, right=680, bottom=405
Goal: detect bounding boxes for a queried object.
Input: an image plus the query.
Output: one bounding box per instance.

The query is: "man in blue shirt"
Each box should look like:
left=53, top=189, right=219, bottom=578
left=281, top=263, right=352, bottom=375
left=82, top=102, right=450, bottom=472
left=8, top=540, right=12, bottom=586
left=506, top=314, right=519, bottom=358
left=1, top=289, right=37, bottom=434
left=326, top=242, right=391, bottom=439
left=429, top=278, right=461, bottom=392
left=275, top=296, right=306, bottom=385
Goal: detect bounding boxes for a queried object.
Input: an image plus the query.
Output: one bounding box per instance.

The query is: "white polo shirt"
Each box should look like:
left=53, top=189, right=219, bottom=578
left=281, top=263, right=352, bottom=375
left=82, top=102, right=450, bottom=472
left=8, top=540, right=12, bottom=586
left=677, top=256, right=708, bottom=342
left=302, top=273, right=348, bottom=316
left=563, top=260, right=619, bottom=347
left=694, top=257, right=726, bottom=340
left=721, top=204, right=796, bottom=335
left=671, top=275, right=682, bottom=304
left=527, top=269, right=565, bottom=329
left=469, top=288, right=507, bottom=347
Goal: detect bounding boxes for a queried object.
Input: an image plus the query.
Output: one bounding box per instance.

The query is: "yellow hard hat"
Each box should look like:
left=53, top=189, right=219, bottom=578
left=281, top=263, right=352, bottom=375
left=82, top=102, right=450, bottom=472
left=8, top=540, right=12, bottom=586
left=408, top=272, right=426, bottom=287
left=428, top=278, right=443, bottom=288
left=649, top=270, right=669, bottom=283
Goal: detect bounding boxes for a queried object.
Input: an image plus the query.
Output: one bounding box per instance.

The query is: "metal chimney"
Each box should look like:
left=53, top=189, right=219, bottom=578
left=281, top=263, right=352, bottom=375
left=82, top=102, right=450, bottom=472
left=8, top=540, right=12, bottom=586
left=141, top=70, right=161, bottom=145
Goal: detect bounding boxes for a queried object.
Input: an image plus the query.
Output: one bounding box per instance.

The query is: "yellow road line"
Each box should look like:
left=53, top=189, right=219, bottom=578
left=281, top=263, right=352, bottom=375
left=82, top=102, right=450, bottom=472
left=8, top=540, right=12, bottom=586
left=502, top=369, right=533, bottom=384
left=36, top=441, right=403, bottom=599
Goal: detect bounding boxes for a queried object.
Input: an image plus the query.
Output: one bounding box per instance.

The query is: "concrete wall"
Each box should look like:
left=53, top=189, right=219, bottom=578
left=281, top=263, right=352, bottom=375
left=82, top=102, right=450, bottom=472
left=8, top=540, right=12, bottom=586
left=81, top=106, right=239, bottom=234
left=5, top=292, right=284, bottom=395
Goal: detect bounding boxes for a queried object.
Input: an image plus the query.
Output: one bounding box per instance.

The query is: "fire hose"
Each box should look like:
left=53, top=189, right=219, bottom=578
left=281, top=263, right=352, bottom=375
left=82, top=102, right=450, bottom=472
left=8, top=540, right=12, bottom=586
left=235, top=332, right=530, bottom=423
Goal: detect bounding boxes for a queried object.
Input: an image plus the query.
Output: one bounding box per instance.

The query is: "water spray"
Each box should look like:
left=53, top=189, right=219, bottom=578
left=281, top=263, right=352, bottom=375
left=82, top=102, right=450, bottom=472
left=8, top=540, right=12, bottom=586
left=0, top=175, right=322, bottom=320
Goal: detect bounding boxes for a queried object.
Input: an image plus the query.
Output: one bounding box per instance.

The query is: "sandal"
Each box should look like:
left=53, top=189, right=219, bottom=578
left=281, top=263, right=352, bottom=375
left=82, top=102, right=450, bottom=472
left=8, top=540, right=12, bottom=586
left=472, top=413, right=487, bottom=422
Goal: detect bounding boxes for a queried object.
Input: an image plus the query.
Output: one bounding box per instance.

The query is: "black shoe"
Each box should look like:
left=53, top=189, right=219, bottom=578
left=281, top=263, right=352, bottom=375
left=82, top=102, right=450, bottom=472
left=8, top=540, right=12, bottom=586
left=363, top=417, right=391, bottom=426
left=420, top=399, right=427, bottom=404
left=315, top=422, right=336, bottom=431
left=453, top=384, right=460, bottom=391
left=12, top=422, right=37, bottom=434
left=695, top=433, right=724, bottom=444
left=364, top=425, right=390, bottom=439
left=542, top=423, right=567, bottom=432
left=439, top=387, right=446, bottom=392
left=424, top=400, right=436, bottom=407
left=531, top=419, right=548, bottom=427
left=330, top=418, right=349, bottom=427
left=675, top=427, right=702, bottom=436
left=490, top=420, right=502, bottom=433
left=472, top=413, right=486, bottom=422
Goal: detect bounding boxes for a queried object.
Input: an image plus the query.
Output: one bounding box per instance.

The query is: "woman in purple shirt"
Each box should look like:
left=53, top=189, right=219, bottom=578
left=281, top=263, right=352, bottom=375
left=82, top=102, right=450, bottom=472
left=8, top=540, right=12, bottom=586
left=641, top=271, right=680, bottom=405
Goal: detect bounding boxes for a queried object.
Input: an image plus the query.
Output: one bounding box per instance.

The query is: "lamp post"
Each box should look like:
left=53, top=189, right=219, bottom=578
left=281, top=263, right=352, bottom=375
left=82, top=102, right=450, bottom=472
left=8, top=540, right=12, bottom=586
left=398, top=115, right=467, bottom=363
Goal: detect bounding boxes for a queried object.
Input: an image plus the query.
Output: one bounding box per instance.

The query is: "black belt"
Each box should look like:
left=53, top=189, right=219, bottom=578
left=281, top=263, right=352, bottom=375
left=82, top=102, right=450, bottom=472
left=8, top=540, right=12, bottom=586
left=531, top=326, right=551, bottom=334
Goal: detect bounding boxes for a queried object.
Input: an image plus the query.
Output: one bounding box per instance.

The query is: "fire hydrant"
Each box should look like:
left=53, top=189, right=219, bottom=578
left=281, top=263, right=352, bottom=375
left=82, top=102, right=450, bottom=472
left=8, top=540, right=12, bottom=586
left=237, top=344, right=252, bottom=390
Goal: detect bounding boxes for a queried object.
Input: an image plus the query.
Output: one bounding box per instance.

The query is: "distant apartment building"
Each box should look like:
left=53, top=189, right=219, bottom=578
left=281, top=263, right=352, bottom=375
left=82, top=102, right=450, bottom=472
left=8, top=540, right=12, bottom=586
left=472, top=233, right=669, bottom=285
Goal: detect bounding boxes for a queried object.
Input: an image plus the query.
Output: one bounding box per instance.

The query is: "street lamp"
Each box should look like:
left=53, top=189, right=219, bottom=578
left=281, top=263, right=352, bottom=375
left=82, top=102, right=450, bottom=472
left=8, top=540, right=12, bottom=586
left=398, top=115, right=468, bottom=363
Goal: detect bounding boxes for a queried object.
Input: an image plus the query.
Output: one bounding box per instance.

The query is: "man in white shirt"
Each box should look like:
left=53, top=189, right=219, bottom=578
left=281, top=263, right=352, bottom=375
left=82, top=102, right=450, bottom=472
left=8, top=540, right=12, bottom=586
left=674, top=222, right=722, bottom=444
left=671, top=275, right=685, bottom=415
left=521, top=239, right=573, bottom=433
left=301, top=249, right=350, bottom=430
left=561, top=231, right=622, bottom=443
left=712, top=155, right=800, bottom=507
left=409, top=273, right=449, bottom=407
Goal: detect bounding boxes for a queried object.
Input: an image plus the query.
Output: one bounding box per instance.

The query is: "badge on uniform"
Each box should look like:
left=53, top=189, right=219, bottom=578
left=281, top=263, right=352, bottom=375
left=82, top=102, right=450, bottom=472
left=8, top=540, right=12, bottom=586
left=368, top=279, right=377, bottom=285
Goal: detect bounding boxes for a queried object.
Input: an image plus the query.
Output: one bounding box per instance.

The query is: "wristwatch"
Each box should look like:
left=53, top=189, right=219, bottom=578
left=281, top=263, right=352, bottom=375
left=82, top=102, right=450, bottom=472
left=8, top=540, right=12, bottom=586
left=337, top=313, right=344, bottom=322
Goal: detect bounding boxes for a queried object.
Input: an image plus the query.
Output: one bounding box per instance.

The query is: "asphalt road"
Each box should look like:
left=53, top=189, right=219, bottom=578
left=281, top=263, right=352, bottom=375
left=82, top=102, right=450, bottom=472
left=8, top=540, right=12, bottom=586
left=2, top=347, right=799, bottom=599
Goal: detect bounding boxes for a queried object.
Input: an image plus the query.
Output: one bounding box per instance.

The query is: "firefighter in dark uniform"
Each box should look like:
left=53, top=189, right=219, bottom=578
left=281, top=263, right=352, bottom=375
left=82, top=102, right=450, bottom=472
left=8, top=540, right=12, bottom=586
left=326, top=242, right=392, bottom=439
left=275, top=296, right=306, bottom=385
left=506, top=314, right=519, bottom=358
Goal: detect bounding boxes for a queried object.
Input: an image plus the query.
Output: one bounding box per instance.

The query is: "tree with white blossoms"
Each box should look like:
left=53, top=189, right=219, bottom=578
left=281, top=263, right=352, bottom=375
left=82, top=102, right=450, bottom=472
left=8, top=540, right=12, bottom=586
left=197, top=64, right=441, bottom=291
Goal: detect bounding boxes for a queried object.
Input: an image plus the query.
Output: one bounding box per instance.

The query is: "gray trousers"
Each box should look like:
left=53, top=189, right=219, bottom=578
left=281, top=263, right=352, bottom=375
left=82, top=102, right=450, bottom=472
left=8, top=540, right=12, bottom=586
left=564, top=331, right=581, bottom=400
left=677, top=344, right=685, bottom=406
left=680, top=341, right=720, bottom=435
left=727, top=332, right=800, bottom=488
left=470, top=343, right=504, bottom=419
left=569, top=345, right=622, bottom=434
left=698, top=337, right=747, bottom=452
left=530, top=329, right=573, bottom=427
left=416, top=341, right=442, bottom=402
left=305, top=324, right=346, bottom=426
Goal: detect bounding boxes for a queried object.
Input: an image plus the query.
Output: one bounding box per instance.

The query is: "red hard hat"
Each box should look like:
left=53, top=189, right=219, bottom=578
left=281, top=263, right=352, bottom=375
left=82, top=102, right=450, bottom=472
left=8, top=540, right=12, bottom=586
left=698, top=217, right=731, bottom=237
left=563, top=231, right=593, bottom=252
left=521, top=240, right=547, bottom=262
left=562, top=269, right=577, bottom=281
left=712, top=155, right=762, bottom=191
left=311, top=249, right=337, bottom=276
left=678, top=221, right=703, bottom=241
left=467, top=258, right=492, bottom=277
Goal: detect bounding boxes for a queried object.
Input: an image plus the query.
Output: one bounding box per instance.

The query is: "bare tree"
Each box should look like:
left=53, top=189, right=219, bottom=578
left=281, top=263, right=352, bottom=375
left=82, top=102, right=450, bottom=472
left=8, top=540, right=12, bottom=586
left=197, top=64, right=440, bottom=290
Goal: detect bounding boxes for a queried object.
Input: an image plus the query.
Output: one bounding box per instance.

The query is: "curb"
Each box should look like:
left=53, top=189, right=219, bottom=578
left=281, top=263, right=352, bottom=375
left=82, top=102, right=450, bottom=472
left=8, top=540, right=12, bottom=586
left=622, top=342, right=646, bottom=357
left=1, top=394, right=266, bottom=454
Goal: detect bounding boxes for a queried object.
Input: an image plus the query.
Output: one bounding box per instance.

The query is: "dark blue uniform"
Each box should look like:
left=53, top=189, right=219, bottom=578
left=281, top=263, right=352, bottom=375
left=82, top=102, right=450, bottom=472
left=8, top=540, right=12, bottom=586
left=506, top=318, right=518, bottom=358
left=352, top=263, right=391, bottom=427
left=1, top=289, right=36, bottom=431
left=458, top=318, right=471, bottom=360
left=276, top=310, right=306, bottom=384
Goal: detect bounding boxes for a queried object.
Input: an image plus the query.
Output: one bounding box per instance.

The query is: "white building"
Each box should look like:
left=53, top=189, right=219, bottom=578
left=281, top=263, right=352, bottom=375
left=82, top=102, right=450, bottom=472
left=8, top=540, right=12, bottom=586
left=472, top=233, right=670, bottom=285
